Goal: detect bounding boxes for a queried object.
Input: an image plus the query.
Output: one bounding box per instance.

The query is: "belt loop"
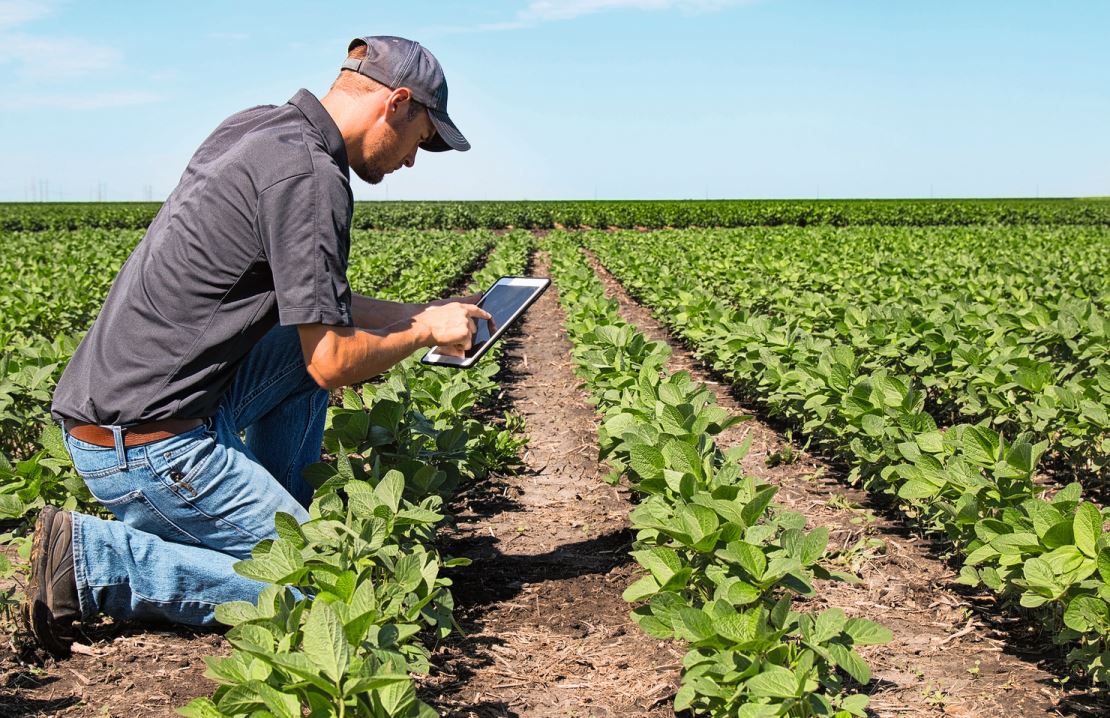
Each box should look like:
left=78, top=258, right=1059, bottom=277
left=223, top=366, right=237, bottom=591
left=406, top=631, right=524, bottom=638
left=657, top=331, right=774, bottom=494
left=110, top=425, right=128, bottom=470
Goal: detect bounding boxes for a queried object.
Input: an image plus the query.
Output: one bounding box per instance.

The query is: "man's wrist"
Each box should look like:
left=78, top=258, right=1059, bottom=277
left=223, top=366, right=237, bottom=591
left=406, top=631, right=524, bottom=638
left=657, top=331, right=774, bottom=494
left=405, top=317, right=435, bottom=349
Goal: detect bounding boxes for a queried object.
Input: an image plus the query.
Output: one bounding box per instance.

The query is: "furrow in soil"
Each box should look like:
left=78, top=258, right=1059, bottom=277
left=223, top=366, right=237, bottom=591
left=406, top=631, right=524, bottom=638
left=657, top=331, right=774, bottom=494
left=423, top=253, right=683, bottom=718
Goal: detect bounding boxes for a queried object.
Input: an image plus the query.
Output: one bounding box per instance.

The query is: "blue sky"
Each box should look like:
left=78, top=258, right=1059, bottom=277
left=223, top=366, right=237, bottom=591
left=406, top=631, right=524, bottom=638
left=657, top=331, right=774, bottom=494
left=1, top=0, right=1107, bottom=201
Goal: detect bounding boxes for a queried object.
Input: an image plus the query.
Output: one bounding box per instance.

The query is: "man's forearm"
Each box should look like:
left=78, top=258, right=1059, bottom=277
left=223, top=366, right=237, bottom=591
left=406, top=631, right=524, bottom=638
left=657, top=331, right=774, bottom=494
left=301, top=320, right=431, bottom=389
left=351, top=291, right=481, bottom=330
left=351, top=293, right=424, bottom=330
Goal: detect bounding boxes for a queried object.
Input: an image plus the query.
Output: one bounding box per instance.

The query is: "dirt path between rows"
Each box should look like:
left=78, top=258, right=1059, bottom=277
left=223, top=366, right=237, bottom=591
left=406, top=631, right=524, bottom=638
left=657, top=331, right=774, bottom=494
left=0, top=618, right=225, bottom=717
left=422, top=252, right=683, bottom=717
left=584, top=248, right=1109, bottom=718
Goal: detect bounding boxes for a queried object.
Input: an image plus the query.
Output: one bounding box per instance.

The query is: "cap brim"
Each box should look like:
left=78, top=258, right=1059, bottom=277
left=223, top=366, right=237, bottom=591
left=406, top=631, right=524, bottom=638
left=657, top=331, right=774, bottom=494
left=421, top=107, right=470, bottom=152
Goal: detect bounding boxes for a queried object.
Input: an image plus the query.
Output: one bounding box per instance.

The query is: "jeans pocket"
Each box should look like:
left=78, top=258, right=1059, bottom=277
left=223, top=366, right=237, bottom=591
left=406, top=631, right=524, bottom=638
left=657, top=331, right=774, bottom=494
left=149, top=432, right=218, bottom=499
left=98, top=486, right=205, bottom=546
left=65, top=436, right=124, bottom=478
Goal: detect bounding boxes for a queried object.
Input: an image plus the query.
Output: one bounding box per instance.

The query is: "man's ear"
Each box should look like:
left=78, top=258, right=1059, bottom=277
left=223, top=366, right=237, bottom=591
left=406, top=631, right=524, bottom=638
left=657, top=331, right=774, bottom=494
left=387, top=87, right=413, bottom=115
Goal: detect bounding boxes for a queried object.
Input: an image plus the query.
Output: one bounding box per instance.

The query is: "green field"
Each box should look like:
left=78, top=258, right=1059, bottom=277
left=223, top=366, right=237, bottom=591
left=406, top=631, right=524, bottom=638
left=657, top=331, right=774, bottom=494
left=1, top=200, right=1108, bottom=716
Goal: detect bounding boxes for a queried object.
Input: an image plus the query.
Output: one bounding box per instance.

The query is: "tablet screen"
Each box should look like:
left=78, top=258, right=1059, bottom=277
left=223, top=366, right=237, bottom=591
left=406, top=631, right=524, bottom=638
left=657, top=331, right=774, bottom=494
left=464, top=282, right=538, bottom=359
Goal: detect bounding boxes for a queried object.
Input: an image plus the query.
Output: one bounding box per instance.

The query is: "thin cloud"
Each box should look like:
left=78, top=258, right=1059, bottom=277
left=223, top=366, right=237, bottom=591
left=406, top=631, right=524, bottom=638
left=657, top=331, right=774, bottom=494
left=0, top=1, right=126, bottom=80
left=0, top=0, right=51, bottom=30
left=0, top=33, right=121, bottom=78
left=0, top=91, right=163, bottom=110
left=430, top=0, right=750, bottom=34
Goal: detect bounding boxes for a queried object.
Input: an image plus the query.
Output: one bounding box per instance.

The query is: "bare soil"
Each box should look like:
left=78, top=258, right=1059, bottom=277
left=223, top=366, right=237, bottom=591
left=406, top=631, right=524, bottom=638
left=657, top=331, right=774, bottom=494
left=0, top=621, right=227, bottom=717
left=421, top=252, right=683, bottom=716
left=585, top=248, right=1110, bottom=717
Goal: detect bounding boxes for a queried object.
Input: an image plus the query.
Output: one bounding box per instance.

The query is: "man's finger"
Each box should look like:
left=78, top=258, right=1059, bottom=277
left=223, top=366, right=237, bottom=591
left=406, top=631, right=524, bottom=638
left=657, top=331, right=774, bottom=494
left=462, top=304, right=493, bottom=321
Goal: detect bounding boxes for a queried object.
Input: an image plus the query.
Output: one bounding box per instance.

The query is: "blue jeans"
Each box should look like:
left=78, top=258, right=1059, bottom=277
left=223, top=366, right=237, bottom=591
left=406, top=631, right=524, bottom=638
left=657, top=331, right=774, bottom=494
left=61, top=325, right=327, bottom=627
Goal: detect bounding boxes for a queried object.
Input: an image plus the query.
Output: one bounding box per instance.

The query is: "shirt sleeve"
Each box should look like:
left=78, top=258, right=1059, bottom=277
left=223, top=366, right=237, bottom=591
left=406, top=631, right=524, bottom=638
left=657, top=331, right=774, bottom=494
left=257, top=171, right=353, bottom=327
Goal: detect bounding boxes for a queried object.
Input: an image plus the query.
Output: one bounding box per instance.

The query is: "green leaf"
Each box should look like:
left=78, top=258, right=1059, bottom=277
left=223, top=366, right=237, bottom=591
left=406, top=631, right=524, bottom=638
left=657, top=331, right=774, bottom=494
left=840, top=693, right=870, bottom=717
left=256, top=682, right=301, bottom=718
left=1098, top=547, right=1110, bottom=583
left=740, top=485, right=778, bottom=526
left=176, top=698, right=227, bottom=718
left=714, top=609, right=759, bottom=644
left=628, top=442, right=665, bottom=480
left=989, top=532, right=1040, bottom=556
left=38, top=423, right=68, bottom=461
left=843, top=618, right=892, bottom=646
left=268, top=653, right=339, bottom=695
left=302, top=600, right=350, bottom=683
left=898, top=479, right=939, bottom=500
left=828, top=642, right=871, bottom=685
left=674, top=683, right=697, bottom=712
left=813, top=607, right=847, bottom=643
left=723, top=541, right=767, bottom=579
left=374, top=470, right=405, bottom=513
left=1063, top=595, right=1110, bottom=634
left=342, top=387, right=362, bottom=410
left=217, top=682, right=266, bottom=715
left=341, top=673, right=413, bottom=695
left=213, top=601, right=258, bottom=627
left=634, top=547, right=681, bottom=585
left=1073, top=502, right=1102, bottom=559
left=800, top=527, right=829, bottom=565
left=914, top=431, right=945, bottom=454
left=662, top=438, right=704, bottom=481
left=273, top=511, right=306, bottom=548
left=1022, top=556, right=1057, bottom=590
left=232, top=539, right=305, bottom=584
left=962, top=426, right=1000, bottom=466
left=746, top=665, right=799, bottom=698
left=622, top=575, right=660, bottom=603
left=674, top=606, right=715, bottom=643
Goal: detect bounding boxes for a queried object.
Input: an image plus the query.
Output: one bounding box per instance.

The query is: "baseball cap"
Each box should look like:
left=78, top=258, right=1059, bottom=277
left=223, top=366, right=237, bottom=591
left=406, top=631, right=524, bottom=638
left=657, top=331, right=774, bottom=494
left=341, top=35, right=470, bottom=152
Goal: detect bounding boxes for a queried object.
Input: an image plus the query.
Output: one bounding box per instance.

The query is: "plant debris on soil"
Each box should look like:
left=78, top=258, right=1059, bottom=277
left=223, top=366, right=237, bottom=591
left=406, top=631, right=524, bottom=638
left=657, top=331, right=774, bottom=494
left=0, top=622, right=227, bottom=717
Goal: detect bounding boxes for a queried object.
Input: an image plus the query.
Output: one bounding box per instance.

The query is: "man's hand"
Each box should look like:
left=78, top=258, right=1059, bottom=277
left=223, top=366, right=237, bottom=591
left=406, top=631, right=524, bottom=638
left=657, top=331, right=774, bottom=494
left=414, top=302, right=492, bottom=357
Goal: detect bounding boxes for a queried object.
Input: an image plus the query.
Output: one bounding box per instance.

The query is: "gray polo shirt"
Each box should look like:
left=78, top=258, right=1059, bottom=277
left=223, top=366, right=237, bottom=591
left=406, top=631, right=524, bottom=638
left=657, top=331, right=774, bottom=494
left=52, top=89, right=354, bottom=425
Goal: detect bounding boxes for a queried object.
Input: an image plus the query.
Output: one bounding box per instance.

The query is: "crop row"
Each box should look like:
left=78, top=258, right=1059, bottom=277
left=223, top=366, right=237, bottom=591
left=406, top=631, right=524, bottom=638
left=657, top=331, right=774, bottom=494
left=585, top=232, right=1110, bottom=684
left=547, top=235, right=891, bottom=717
left=180, top=232, right=533, bottom=717
left=3, top=198, right=1110, bottom=232
left=588, top=227, right=1110, bottom=481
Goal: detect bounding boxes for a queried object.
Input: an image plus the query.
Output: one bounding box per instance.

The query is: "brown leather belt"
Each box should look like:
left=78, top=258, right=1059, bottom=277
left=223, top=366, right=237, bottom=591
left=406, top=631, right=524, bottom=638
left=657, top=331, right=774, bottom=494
left=63, top=418, right=205, bottom=448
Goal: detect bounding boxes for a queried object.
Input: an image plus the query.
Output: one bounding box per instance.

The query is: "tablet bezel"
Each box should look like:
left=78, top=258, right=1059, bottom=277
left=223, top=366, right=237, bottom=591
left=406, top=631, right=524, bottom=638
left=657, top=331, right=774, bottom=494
left=421, top=276, right=550, bottom=368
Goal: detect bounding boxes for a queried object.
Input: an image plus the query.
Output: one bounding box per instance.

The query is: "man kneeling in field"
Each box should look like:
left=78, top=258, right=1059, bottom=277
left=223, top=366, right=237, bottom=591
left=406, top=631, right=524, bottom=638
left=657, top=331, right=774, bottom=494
left=23, top=35, right=488, bottom=654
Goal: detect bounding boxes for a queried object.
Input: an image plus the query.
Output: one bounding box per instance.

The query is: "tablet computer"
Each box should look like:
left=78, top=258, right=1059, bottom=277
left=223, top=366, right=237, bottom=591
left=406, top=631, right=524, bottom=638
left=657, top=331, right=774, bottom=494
left=421, top=276, right=551, bottom=368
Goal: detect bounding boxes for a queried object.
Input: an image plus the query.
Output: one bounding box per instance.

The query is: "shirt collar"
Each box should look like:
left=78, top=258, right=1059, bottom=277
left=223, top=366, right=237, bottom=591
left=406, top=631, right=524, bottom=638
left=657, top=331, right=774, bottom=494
left=288, top=88, right=349, bottom=177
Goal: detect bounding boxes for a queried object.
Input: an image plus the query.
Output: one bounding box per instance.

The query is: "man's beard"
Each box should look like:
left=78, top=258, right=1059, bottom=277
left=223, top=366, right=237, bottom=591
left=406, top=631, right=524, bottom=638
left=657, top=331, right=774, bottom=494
left=355, top=163, right=386, bottom=185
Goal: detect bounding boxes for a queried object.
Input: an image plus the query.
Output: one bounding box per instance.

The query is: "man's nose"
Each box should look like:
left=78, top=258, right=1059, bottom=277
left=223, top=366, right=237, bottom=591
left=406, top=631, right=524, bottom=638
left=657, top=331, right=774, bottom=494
left=403, top=151, right=417, bottom=169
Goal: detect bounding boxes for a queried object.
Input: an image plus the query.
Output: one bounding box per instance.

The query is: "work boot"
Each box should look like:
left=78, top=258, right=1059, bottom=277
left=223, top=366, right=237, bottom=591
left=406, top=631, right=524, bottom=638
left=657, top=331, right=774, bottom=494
left=23, top=506, right=81, bottom=655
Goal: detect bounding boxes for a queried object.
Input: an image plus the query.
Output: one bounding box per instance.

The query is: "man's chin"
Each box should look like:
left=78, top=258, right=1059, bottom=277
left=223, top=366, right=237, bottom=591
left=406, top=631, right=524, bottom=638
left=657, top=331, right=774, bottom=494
left=355, top=166, right=385, bottom=185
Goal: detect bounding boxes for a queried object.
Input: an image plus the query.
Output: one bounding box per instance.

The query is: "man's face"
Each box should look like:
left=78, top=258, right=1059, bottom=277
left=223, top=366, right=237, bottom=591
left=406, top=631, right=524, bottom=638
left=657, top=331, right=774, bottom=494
left=352, top=92, right=436, bottom=185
